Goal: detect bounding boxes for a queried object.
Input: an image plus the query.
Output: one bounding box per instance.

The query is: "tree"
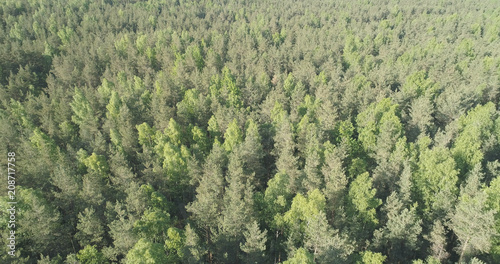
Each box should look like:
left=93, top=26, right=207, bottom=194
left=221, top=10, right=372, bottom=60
left=76, top=207, right=106, bottom=248
left=215, top=147, right=255, bottom=262
left=283, top=248, right=315, bottom=264
left=70, top=87, right=99, bottom=143
left=321, top=142, right=348, bottom=221
left=373, top=193, right=422, bottom=262
left=302, top=122, right=324, bottom=192
left=240, top=221, right=268, bottom=264
left=450, top=164, right=497, bottom=263
left=241, top=119, right=265, bottom=186
left=346, top=172, right=382, bottom=242
left=452, top=102, right=498, bottom=173
left=181, top=224, right=206, bottom=264
left=223, top=119, right=243, bottom=152
left=77, top=245, right=108, bottom=264
left=283, top=189, right=326, bottom=250
left=485, top=171, right=500, bottom=262
left=356, top=251, right=386, bottom=264
left=304, top=211, right=353, bottom=263
left=273, top=112, right=302, bottom=193
left=164, top=227, right=185, bottom=263
left=424, top=220, right=449, bottom=262
left=413, top=137, right=459, bottom=220
left=356, top=98, right=403, bottom=164
left=186, top=142, right=227, bottom=262
left=126, top=239, right=168, bottom=264
left=15, top=188, right=63, bottom=258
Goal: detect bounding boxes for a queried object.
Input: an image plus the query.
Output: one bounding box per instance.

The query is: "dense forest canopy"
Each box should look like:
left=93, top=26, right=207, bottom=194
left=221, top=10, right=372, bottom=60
left=0, top=0, right=499, bottom=263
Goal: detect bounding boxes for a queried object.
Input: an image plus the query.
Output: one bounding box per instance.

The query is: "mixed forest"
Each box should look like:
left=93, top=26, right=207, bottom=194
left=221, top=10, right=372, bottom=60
left=1, top=0, right=500, bottom=263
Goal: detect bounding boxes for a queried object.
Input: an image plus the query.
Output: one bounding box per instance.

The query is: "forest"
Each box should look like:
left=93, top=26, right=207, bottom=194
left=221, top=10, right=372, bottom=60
left=0, top=0, right=499, bottom=263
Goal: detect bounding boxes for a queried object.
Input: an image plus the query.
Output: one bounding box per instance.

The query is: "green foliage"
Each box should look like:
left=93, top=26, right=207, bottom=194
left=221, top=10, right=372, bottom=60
left=357, top=251, right=387, bottom=264
left=76, top=245, right=108, bottom=264
left=450, top=165, right=497, bottom=263
left=374, top=193, right=422, bottom=262
left=356, top=98, right=403, bottom=162
left=240, top=221, right=268, bottom=264
left=71, top=87, right=96, bottom=126
left=76, top=207, right=105, bottom=248
left=453, top=103, right=498, bottom=173
left=347, top=172, right=382, bottom=233
left=223, top=119, right=243, bottom=152
left=164, top=227, right=185, bottom=263
left=283, top=248, right=315, bottom=264
left=2, top=0, right=500, bottom=262
left=413, top=138, right=459, bottom=219
left=126, top=239, right=168, bottom=264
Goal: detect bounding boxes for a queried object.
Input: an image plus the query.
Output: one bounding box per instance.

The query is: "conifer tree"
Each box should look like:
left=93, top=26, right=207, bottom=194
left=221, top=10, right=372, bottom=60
left=240, top=221, right=268, bottom=264
left=450, top=164, right=497, bottom=263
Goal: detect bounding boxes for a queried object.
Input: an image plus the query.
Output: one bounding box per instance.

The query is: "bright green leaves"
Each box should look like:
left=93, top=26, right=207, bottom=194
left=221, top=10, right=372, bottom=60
left=133, top=185, right=172, bottom=243
left=283, top=189, right=326, bottom=246
left=163, top=143, right=190, bottom=185
left=177, top=88, right=209, bottom=125
left=30, top=128, right=59, bottom=161
left=106, top=91, right=121, bottom=121
left=262, top=171, right=292, bottom=228
left=71, top=87, right=96, bottom=126
left=223, top=119, right=243, bottom=152
left=126, top=238, right=168, bottom=264
left=453, top=102, right=498, bottom=173
left=191, top=125, right=209, bottom=156
left=84, top=153, right=110, bottom=180
left=133, top=210, right=171, bottom=243
left=77, top=245, right=108, bottom=264
left=164, top=118, right=183, bottom=146
left=413, top=138, right=459, bottom=219
left=283, top=248, right=315, bottom=264
left=114, top=34, right=129, bottom=57
left=136, top=122, right=156, bottom=147
left=402, top=71, right=439, bottom=100
left=164, top=227, right=185, bottom=263
left=357, top=251, right=386, bottom=264
left=347, top=172, right=382, bottom=236
left=209, top=67, right=243, bottom=109
left=356, top=98, right=403, bottom=162
left=342, top=34, right=363, bottom=70
left=223, top=66, right=242, bottom=109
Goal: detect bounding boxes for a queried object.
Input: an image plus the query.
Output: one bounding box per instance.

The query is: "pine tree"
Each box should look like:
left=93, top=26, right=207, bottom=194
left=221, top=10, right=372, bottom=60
left=182, top=224, right=206, bottom=264
left=373, top=193, right=422, bottom=262
left=273, top=113, right=301, bottom=193
left=186, top=142, right=227, bottom=262
left=322, top=142, right=348, bottom=221
left=450, top=164, right=497, bottom=263
left=242, top=119, right=265, bottom=186
left=240, top=221, right=268, bottom=264
left=304, top=211, right=353, bottom=263
left=425, top=220, right=449, bottom=262
left=75, top=207, right=106, bottom=248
